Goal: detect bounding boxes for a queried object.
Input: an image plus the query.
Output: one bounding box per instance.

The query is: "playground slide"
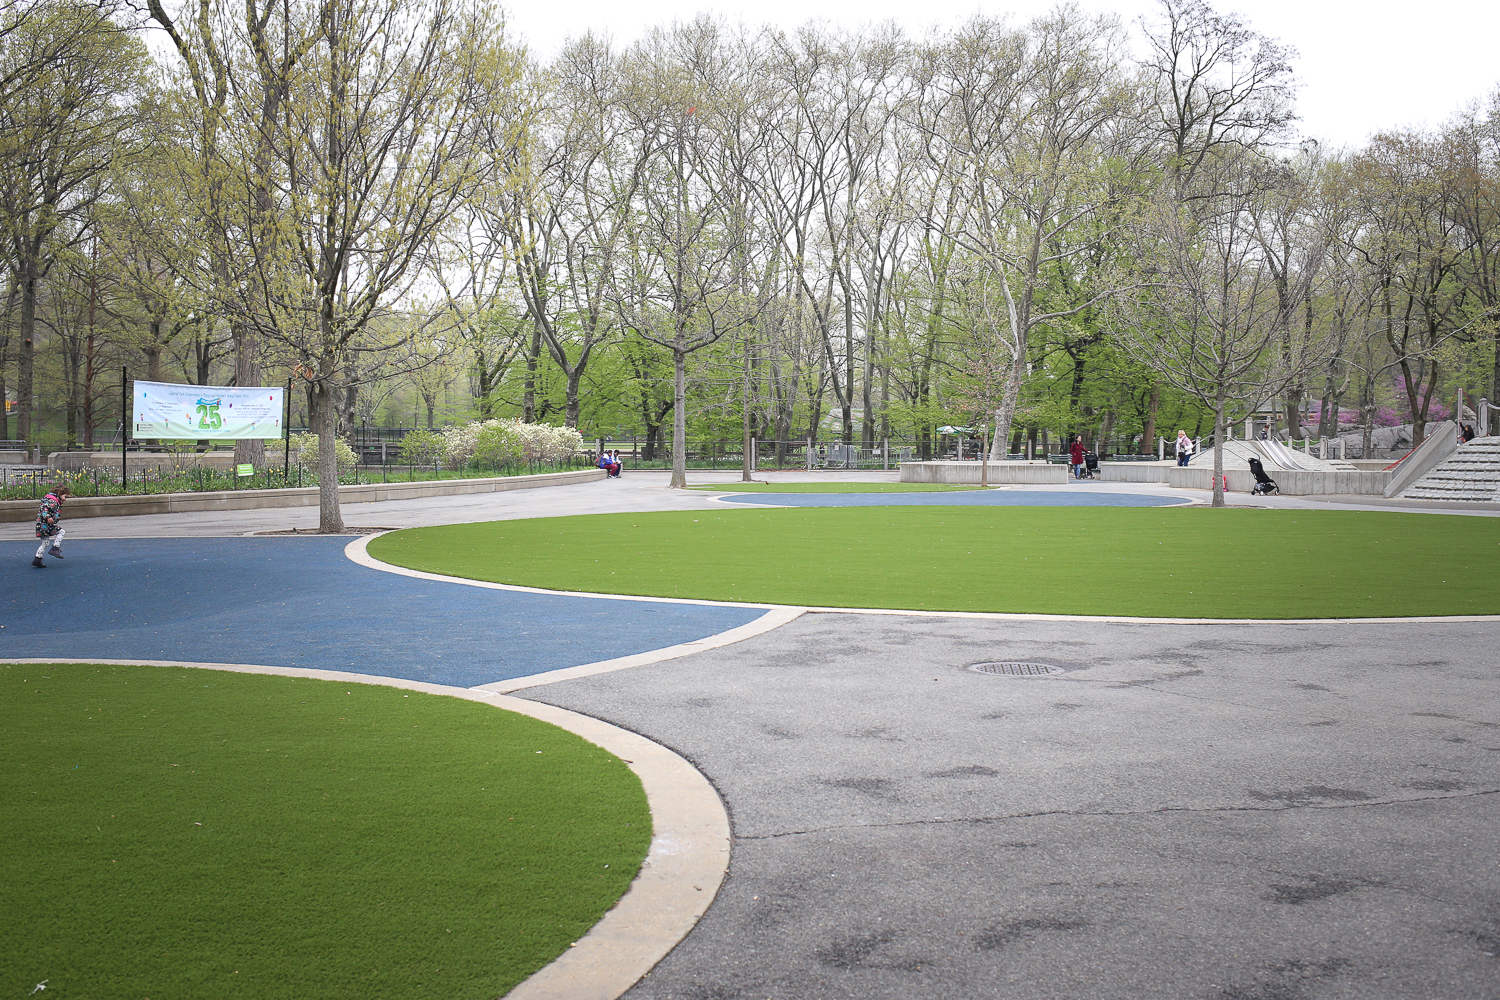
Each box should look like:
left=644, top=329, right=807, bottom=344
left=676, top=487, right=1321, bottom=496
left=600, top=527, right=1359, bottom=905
left=1254, top=439, right=1322, bottom=472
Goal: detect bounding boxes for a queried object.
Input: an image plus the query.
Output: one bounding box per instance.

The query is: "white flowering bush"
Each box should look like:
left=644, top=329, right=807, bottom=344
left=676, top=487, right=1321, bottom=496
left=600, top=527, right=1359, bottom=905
left=514, top=421, right=584, bottom=462
left=288, top=432, right=357, bottom=476
left=441, top=419, right=584, bottom=470
left=440, top=419, right=496, bottom=468
left=473, top=421, right=524, bottom=468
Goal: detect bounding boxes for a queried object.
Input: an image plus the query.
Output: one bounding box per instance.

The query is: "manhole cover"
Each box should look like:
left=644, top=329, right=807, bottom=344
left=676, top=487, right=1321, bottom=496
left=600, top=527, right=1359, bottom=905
left=968, top=661, right=1066, bottom=677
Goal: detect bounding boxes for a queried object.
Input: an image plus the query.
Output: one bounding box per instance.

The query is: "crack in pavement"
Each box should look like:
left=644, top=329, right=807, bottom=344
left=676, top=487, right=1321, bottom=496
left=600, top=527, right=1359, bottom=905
left=734, top=787, right=1500, bottom=841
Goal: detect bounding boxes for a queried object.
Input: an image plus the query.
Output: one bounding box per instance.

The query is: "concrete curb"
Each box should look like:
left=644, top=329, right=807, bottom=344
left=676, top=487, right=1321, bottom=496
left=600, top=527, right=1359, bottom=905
left=474, top=606, right=807, bottom=693
left=0, top=656, right=731, bottom=1000
left=0, top=468, right=604, bottom=522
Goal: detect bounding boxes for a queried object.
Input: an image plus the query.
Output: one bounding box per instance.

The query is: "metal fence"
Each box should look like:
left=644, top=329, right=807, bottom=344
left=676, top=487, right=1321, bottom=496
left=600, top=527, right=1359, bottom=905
left=595, top=439, right=923, bottom=471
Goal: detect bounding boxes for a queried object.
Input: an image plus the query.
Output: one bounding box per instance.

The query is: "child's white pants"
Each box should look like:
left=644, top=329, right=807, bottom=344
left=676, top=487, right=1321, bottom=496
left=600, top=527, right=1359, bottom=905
left=35, top=528, right=64, bottom=559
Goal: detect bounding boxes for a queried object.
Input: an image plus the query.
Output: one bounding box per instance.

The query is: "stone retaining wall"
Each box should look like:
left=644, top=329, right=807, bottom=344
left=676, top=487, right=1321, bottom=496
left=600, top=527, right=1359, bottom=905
left=1100, top=461, right=1390, bottom=495
left=900, top=461, right=1069, bottom=485
left=0, top=468, right=604, bottom=522
left=1161, top=466, right=1391, bottom=495
left=1100, top=461, right=1176, bottom=483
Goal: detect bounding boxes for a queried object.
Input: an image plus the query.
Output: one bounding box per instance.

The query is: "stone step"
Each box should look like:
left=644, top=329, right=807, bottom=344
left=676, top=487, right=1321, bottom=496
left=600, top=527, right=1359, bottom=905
left=1399, top=436, right=1500, bottom=501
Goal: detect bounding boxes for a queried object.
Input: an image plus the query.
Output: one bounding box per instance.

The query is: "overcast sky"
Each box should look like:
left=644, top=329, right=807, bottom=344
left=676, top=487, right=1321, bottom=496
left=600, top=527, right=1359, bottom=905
left=501, top=0, right=1498, bottom=152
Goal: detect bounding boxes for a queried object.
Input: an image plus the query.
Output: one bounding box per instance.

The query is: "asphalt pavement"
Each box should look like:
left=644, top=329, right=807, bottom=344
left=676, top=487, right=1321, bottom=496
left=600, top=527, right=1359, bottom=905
left=4, top=470, right=1498, bottom=999
left=528, top=612, right=1500, bottom=1000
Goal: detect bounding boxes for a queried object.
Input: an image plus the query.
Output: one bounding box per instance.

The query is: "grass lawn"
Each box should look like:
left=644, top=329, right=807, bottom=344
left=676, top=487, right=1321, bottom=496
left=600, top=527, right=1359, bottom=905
left=687, top=482, right=980, bottom=493
left=0, top=663, right=650, bottom=1000
left=368, top=507, right=1500, bottom=619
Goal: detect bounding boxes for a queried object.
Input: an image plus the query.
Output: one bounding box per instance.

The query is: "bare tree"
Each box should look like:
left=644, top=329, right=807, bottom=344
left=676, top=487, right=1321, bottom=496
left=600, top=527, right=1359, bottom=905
left=611, top=22, right=762, bottom=488
left=238, top=0, right=522, bottom=530
left=1111, top=151, right=1337, bottom=506
left=0, top=2, right=147, bottom=443
left=1139, top=0, right=1297, bottom=189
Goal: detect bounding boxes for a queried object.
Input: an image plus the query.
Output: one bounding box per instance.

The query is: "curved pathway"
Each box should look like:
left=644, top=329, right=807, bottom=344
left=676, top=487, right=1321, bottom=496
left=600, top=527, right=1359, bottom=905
left=0, top=535, right=763, bottom=688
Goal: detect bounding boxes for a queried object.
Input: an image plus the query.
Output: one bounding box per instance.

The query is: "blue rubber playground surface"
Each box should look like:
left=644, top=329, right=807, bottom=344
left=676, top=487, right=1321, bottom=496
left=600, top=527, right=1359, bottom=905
left=0, top=537, right=763, bottom=687
left=716, top=490, right=1186, bottom=508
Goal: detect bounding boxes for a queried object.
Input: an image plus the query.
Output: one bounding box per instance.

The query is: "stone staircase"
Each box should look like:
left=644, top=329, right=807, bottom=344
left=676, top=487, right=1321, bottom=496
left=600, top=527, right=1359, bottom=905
left=1399, top=436, right=1500, bottom=501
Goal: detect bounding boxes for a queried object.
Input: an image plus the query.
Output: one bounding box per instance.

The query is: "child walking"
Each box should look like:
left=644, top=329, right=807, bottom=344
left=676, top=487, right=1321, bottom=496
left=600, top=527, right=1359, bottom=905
left=32, top=484, right=69, bottom=568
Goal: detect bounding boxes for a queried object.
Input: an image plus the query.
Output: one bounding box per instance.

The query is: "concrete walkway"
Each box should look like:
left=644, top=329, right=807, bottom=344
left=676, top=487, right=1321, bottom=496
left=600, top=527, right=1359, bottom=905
left=6, top=471, right=1499, bottom=999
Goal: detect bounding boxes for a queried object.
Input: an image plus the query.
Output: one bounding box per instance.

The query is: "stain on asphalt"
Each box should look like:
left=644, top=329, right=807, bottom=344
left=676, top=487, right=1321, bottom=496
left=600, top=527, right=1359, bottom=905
left=926, top=764, right=999, bottom=779
left=813, top=929, right=929, bottom=972
left=1450, top=925, right=1500, bottom=958
left=1218, top=957, right=1353, bottom=999
left=1112, top=667, right=1204, bottom=687
left=1247, top=786, right=1375, bottom=805
left=815, top=929, right=897, bottom=968
left=972, top=917, right=1089, bottom=951
left=1263, top=876, right=1378, bottom=906
left=848, top=726, right=905, bottom=742
left=819, top=777, right=896, bottom=798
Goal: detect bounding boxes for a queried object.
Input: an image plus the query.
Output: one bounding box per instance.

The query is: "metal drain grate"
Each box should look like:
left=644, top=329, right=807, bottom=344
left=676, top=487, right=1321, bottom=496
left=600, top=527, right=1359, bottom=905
left=968, top=661, right=1066, bottom=677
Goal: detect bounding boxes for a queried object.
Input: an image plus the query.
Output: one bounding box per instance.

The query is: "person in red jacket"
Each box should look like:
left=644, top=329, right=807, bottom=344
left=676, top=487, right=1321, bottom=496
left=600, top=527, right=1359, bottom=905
left=1069, top=436, right=1086, bottom=480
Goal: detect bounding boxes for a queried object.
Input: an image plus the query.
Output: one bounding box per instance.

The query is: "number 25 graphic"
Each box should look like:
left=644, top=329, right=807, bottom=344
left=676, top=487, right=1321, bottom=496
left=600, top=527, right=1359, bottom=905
left=196, top=403, right=223, bottom=430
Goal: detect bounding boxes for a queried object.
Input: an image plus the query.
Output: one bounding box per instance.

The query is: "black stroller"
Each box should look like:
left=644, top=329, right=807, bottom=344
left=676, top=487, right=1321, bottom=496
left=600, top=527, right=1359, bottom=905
left=1248, top=456, right=1279, bottom=496
left=1081, top=451, right=1099, bottom=479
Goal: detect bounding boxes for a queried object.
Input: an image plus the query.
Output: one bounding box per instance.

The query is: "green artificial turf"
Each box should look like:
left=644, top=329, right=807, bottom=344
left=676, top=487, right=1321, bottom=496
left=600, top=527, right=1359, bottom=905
left=687, top=482, right=980, bottom=493
left=0, top=663, right=650, bottom=1000
left=368, top=507, right=1500, bottom=619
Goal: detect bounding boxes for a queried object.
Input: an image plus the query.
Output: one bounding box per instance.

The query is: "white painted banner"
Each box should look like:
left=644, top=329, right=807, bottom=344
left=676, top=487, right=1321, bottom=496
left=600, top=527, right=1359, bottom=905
left=132, top=380, right=284, bottom=440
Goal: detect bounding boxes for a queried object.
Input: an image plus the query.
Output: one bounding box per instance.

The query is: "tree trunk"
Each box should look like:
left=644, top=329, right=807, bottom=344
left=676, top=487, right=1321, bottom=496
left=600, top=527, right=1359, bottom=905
left=17, top=260, right=37, bottom=444
left=741, top=329, right=753, bottom=482
left=1211, top=394, right=1227, bottom=508
left=0, top=272, right=14, bottom=441
left=475, top=347, right=494, bottom=419
left=670, top=344, right=687, bottom=488
left=565, top=366, right=582, bottom=429
left=1284, top=385, right=1303, bottom=441
left=314, top=380, right=344, bottom=532
left=1141, top=383, right=1159, bottom=455
left=522, top=322, right=541, bottom=423
left=988, top=353, right=1025, bottom=460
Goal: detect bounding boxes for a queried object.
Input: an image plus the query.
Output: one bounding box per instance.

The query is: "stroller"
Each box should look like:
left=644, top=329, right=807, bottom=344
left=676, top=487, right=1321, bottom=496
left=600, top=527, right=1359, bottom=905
left=1248, top=456, right=1279, bottom=496
left=1081, top=451, right=1099, bottom=479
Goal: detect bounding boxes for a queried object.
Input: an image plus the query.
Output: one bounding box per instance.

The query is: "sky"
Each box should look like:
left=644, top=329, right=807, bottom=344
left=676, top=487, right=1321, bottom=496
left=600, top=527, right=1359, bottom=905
left=501, top=0, right=1499, bottom=151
